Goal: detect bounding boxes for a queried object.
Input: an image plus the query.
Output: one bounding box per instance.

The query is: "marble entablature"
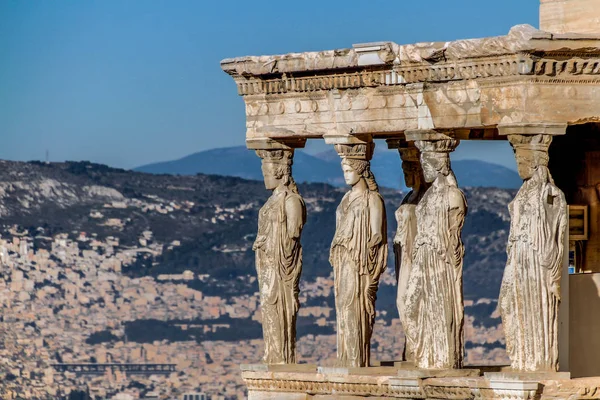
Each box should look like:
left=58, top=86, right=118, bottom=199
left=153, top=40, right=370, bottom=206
left=222, top=25, right=600, bottom=142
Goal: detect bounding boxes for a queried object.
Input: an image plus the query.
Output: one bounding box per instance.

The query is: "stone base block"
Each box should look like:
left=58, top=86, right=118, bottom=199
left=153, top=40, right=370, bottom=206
left=485, top=370, right=571, bottom=381
left=242, top=365, right=582, bottom=399
left=396, top=367, right=480, bottom=379
left=317, top=366, right=400, bottom=376
left=241, top=363, right=317, bottom=373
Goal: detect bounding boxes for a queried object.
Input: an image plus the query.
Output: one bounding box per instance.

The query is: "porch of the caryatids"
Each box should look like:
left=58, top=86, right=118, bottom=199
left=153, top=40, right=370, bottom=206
left=249, top=138, right=307, bottom=365
left=402, top=130, right=467, bottom=370
left=325, top=133, right=388, bottom=368
left=498, top=123, right=568, bottom=372
left=387, top=139, right=428, bottom=363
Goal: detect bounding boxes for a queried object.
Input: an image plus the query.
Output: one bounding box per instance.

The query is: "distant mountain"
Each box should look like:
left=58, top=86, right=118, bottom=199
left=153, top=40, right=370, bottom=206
left=135, top=146, right=344, bottom=186
left=133, top=146, right=262, bottom=180
left=452, top=159, right=521, bottom=188
left=135, top=146, right=522, bottom=189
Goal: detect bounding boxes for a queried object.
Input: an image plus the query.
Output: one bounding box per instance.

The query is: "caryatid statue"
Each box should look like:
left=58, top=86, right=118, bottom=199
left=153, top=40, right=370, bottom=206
left=391, top=142, right=428, bottom=363
left=253, top=148, right=306, bottom=364
left=330, top=142, right=388, bottom=368
left=403, top=138, right=467, bottom=369
left=499, top=134, right=567, bottom=372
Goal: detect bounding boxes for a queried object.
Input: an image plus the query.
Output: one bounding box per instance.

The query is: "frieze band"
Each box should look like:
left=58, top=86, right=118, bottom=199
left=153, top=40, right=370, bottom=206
left=235, top=55, right=600, bottom=96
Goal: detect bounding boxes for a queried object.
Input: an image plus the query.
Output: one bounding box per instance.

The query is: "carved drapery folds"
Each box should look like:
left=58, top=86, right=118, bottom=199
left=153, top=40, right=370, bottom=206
left=388, top=140, right=428, bottom=363
left=403, top=134, right=467, bottom=369
left=246, top=125, right=566, bottom=371
left=253, top=145, right=307, bottom=364
left=329, top=138, right=388, bottom=367
left=499, top=131, right=567, bottom=372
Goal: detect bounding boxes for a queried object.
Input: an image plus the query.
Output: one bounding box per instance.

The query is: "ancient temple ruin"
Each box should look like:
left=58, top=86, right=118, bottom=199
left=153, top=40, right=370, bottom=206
left=221, top=0, right=600, bottom=398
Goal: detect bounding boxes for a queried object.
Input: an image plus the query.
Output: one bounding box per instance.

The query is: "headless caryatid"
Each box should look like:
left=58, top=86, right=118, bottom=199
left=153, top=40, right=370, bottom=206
left=403, top=139, right=467, bottom=369
left=253, top=149, right=306, bottom=364
left=499, top=134, right=567, bottom=372
left=330, top=142, right=388, bottom=368
left=392, top=143, right=427, bottom=363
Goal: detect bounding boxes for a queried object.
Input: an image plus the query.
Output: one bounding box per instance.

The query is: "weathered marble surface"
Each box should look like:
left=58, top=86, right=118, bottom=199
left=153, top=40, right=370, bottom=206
left=391, top=142, right=427, bottom=363
left=330, top=142, right=387, bottom=368
left=541, top=0, right=600, bottom=35
left=499, top=134, right=567, bottom=372
left=253, top=149, right=306, bottom=364
left=403, top=138, right=467, bottom=369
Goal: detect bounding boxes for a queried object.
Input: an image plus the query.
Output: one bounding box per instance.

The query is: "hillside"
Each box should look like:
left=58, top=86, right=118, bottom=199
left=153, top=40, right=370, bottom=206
left=134, top=146, right=522, bottom=189
left=0, top=160, right=514, bottom=399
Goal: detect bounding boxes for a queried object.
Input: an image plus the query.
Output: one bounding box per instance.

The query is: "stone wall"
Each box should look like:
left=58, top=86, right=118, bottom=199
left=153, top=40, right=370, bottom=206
left=540, top=0, right=600, bottom=34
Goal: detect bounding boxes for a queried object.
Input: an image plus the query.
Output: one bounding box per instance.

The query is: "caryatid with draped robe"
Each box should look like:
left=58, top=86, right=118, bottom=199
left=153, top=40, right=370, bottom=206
left=499, top=134, right=567, bottom=372
left=253, top=148, right=306, bottom=364
left=330, top=142, right=388, bottom=368
left=403, top=138, right=467, bottom=369
left=390, top=141, right=428, bottom=363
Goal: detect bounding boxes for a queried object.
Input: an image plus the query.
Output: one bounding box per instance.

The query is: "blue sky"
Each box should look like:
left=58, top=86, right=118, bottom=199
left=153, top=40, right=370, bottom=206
left=0, top=1, right=539, bottom=169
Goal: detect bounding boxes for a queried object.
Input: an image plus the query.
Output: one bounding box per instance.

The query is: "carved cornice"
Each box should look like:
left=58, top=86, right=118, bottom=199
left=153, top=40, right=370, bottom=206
left=233, top=54, right=600, bottom=96
left=521, top=57, right=600, bottom=76
left=222, top=25, right=600, bottom=78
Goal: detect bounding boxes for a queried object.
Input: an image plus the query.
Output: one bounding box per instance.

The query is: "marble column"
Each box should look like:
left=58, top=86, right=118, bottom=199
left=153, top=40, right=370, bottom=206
left=387, top=139, right=428, bottom=363
left=325, top=134, right=388, bottom=368
left=497, top=123, right=568, bottom=372
left=402, top=130, right=467, bottom=369
left=248, top=138, right=307, bottom=364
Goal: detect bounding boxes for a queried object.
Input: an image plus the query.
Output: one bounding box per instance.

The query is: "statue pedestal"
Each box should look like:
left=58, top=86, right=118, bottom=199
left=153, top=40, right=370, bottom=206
left=484, top=371, right=571, bottom=381
left=241, top=364, right=579, bottom=399
left=240, top=364, right=317, bottom=373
